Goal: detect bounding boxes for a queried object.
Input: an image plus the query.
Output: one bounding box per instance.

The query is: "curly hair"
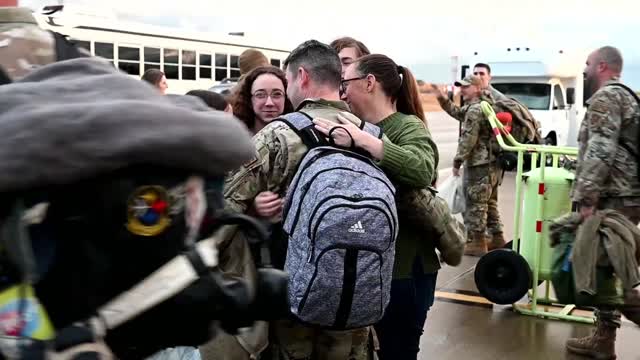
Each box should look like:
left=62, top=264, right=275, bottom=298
left=231, top=66, right=293, bottom=131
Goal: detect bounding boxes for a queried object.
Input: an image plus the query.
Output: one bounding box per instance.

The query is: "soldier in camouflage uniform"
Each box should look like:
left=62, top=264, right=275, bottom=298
left=224, top=40, right=371, bottom=360
left=566, top=46, right=640, bottom=360
left=0, top=5, right=90, bottom=83
left=0, top=6, right=55, bottom=81
left=451, top=75, right=504, bottom=256
left=430, top=63, right=507, bottom=122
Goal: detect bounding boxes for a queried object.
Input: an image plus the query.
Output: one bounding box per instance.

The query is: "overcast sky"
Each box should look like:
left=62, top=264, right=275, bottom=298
left=21, top=0, right=640, bottom=86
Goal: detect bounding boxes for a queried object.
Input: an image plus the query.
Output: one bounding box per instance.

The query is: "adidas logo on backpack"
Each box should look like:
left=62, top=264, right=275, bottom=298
left=277, top=111, right=398, bottom=330
left=348, top=221, right=366, bottom=233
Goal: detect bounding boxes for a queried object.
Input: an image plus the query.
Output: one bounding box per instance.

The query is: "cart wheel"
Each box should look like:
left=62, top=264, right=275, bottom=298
left=474, top=249, right=532, bottom=305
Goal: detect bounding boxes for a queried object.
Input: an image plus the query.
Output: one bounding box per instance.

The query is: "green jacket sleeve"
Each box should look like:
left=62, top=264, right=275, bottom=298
left=377, top=117, right=438, bottom=188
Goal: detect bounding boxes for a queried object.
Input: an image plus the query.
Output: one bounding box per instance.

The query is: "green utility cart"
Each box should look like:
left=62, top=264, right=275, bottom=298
left=473, top=101, right=594, bottom=324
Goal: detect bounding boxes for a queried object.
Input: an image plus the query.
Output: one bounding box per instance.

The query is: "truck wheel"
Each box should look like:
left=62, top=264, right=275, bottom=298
left=474, top=249, right=532, bottom=305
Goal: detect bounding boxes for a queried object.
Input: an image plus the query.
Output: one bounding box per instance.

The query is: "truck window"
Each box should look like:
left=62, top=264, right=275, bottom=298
left=492, top=83, right=551, bottom=110
left=553, top=84, right=565, bottom=109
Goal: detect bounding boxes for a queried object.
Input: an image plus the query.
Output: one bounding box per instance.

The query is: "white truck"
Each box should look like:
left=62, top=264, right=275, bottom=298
left=456, top=47, right=590, bottom=147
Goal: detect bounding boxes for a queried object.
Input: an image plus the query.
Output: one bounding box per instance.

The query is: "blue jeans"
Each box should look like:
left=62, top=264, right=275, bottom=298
left=374, top=261, right=437, bottom=360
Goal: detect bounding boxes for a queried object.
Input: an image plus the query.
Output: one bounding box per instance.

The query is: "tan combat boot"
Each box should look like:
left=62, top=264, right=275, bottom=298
left=566, top=318, right=617, bottom=359
left=488, top=231, right=506, bottom=251
left=464, top=232, right=488, bottom=257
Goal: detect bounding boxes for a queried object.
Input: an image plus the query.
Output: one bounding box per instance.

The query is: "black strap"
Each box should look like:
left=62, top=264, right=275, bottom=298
left=333, top=249, right=358, bottom=328
left=184, top=248, right=209, bottom=276
left=0, top=67, right=11, bottom=85
left=273, top=111, right=328, bottom=149
left=606, top=83, right=640, bottom=179
left=328, top=125, right=357, bottom=151
left=50, top=31, right=87, bottom=62
left=607, top=83, right=640, bottom=156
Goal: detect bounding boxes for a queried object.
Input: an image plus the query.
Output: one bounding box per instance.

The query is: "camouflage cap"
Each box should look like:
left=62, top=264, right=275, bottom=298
left=455, top=74, right=482, bottom=87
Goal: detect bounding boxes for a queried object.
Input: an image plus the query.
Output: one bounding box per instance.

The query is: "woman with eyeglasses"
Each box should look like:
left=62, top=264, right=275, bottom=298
left=231, top=66, right=293, bottom=134
left=314, top=54, right=439, bottom=360
left=199, top=66, right=293, bottom=360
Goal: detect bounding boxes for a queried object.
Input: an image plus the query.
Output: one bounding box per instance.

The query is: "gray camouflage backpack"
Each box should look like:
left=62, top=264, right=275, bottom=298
left=277, top=111, right=398, bottom=329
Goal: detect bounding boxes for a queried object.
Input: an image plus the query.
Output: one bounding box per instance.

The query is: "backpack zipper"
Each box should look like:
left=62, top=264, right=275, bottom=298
left=287, top=168, right=394, bottom=237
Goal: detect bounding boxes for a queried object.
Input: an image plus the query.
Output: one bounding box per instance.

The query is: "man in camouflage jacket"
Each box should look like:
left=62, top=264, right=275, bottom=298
left=0, top=6, right=88, bottom=81
left=566, top=46, right=640, bottom=360
left=451, top=75, right=504, bottom=256
left=222, top=40, right=372, bottom=360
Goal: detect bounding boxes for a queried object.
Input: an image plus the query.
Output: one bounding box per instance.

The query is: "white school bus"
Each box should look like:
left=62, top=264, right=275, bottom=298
left=34, top=5, right=290, bottom=95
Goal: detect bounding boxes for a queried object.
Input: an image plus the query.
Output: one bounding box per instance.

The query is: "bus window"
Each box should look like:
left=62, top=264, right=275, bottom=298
left=199, top=53, right=212, bottom=79
left=144, top=47, right=161, bottom=73
left=230, top=55, right=239, bottom=69
left=164, top=48, right=179, bottom=80
left=230, top=55, right=240, bottom=78
left=215, top=53, right=228, bottom=81
left=71, top=39, right=90, bottom=52
left=182, top=50, right=196, bottom=80
left=118, top=46, right=141, bottom=76
left=95, top=42, right=114, bottom=61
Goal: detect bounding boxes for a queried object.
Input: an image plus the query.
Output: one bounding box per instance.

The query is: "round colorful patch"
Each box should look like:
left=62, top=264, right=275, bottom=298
left=126, top=186, right=171, bottom=236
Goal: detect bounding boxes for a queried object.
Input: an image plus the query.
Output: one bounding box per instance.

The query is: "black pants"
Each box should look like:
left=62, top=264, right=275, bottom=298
left=374, top=260, right=438, bottom=360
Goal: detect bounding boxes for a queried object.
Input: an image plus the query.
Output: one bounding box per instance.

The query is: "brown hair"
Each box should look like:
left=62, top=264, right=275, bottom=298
left=330, top=37, right=371, bottom=58
left=141, top=68, right=165, bottom=86
left=239, top=49, right=270, bottom=75
left=354, top=54, right=425, bottom=122
left=231, top=66, right=294, bottom=130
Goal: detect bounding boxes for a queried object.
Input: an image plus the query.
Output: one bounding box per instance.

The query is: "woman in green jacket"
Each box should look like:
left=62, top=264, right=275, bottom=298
left=314, top=54, right=439, bottom=360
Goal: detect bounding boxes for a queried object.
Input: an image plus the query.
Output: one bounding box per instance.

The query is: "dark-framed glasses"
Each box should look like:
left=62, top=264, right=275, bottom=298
left=252, top=90, right=285, bottom=101
left=340, top=75, right=367, bottom=93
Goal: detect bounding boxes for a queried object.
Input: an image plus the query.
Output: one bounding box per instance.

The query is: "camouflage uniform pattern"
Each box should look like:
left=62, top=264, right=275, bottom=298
left=571, top=78, right=640, bottom=208
left=0, top=8, right=56, bottom=81
left=463, top=163, right=503, bottom=236
left=437, top=88, right=498, bottom=122
left=269, top=319, right=370, bottom=360
left=223, top=99, right=372, bottom=360
left=453, top=98, right=503, bottom=236
left=453, top=99, right=499, bottom=169
left=570, top=78, right=640, bottom=317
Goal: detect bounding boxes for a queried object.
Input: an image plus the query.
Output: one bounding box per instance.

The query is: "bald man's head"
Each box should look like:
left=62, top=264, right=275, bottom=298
left=595, top=46, right=623, bottom=74
left=584, top=46, right=624, bottom=98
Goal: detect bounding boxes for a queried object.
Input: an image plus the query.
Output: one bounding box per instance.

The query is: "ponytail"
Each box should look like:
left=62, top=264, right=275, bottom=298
left=396, top=66, right=426, bottom=123
left=356, top=54, right=426, bottom=124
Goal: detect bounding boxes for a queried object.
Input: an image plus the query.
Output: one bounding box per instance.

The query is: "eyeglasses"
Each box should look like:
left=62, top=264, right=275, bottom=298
left=340, top=75, right=367, bottom=94
left=252, top=90, right=285, bottom=101
left=473, top=72, right=487, bottom=76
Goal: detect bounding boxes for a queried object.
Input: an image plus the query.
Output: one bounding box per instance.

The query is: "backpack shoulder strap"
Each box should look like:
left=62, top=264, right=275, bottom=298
left=49, top=31, right=86, bottom=62
left=608, top=83, right=640, bottom=105
left=273, top=111, right=328, bottom=149
left=607, top=83, right=640, bottom=161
